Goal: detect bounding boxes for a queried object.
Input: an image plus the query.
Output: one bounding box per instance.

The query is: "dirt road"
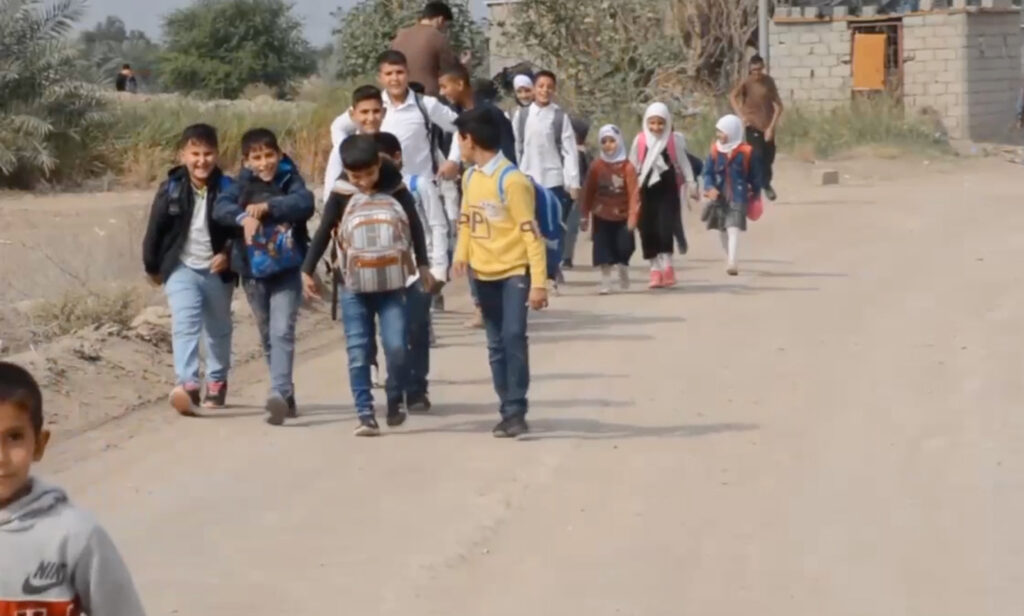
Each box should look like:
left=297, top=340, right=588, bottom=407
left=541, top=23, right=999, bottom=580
left=38, top=157, right=1024, bottom=614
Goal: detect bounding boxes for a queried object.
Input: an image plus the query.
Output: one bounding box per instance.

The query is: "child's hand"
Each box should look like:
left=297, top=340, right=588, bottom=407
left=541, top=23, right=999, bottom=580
left=242, top=216, right=261, bottom=243
left=419, top=267, right=437, bottom=294
left=705, top=188, right=720, bottom=201
left=528, top=287, right=549, bottom=311
left=210, top=253, right=230, bottom=274
left=146, top=273, right=162, bottom=286
left=569, top=188, right=580, bottom=201
left=246, top=203, right=270, bottom=219
left=452, top=261, right=468, bottom=278
left=302, top=272, right=321, bottom=300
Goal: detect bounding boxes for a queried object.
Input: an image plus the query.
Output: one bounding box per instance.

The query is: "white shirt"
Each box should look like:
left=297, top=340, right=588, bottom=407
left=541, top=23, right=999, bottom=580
left=513, top=102, right=580, bottom=190
left=323, top=89, right=460, bottom=199
left=180, top=185, right=214, bottom=269
left=404, top=172, right=450, bottom=283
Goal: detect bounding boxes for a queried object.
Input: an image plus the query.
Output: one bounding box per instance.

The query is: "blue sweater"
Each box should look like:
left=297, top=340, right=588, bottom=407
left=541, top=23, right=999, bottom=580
left=702, top=146, right=762, bottom=206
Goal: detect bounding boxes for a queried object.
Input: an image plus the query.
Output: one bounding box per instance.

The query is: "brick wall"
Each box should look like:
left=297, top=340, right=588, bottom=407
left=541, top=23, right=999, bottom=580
left=770, top=21, right=852, bottom=108
left=902, top=12, right=970, bottom=139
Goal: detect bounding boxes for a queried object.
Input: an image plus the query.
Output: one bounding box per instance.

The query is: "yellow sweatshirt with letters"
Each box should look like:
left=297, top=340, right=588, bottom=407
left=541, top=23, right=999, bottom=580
left=454, top=154, right=547, bottom=289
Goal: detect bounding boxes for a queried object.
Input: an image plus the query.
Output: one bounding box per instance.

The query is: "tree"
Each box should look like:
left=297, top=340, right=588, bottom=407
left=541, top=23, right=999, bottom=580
left=79, top=15, right=161, bottom=89
left=331, top=0, right=487, bottom=81
left=160, top=0, right=317, bottom=99
left=0, top=0, right=109, bottom=187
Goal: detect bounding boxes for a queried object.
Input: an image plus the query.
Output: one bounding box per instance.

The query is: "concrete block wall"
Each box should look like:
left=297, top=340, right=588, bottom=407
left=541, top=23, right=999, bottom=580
left=769, top=21, right=852, bottom=108
left=902, top=12, right=970, bottom=138
left=964, top=12, right=1022, bottom=141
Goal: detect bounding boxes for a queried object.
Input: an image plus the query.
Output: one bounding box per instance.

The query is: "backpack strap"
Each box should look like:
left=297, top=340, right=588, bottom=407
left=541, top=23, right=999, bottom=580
left=496, top=163, right=517, bottom=205
left=515, top=107, right=529, bottom=160
left=413, top=93, right=439, bottom=176
left=553, top=108, right=565, bottom=165
left=409, top=175, right=419, bottom=195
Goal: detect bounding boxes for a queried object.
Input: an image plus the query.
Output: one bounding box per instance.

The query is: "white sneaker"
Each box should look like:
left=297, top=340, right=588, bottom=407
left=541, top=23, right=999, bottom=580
left=726, top=262, right=739, bottom=276
left=598, top=280, right=612, bottom=295
left=617, top=265, right=630, bottom=290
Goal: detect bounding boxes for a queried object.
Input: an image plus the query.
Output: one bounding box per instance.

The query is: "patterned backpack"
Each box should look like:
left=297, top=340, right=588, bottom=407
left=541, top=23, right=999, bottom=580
left=336, top=190, right=415, bottom=293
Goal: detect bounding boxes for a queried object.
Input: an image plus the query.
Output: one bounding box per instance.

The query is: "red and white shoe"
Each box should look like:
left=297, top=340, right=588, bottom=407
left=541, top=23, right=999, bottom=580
left=648, top=270, right=664, bottom=289
left=662, top=266, right=677, bottom=287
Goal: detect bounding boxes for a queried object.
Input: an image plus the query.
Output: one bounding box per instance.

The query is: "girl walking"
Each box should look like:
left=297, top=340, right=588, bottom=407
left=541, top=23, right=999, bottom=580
left=702, top=114, right=762, bottom=276
left=629, top=103, right=696, bottom=289
left=580, top=124, right=639, bottom=294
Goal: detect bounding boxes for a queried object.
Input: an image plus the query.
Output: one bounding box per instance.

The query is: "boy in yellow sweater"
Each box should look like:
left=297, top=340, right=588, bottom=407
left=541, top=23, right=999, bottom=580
left=452, top=107, right=548, bottom=438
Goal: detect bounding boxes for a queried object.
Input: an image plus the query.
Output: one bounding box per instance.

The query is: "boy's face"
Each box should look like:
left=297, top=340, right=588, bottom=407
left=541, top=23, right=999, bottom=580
left=0, top=403, right=49, bottom=508
left=352, top=99, right=384, bottom=134
left=378, top=63, right=409, bottom=100
left=438, top=75, right=468, bottom=104
left=647, top=116, right=666, bottom=137
left=750, top=62, right=765, bottom=77
left=600, top=136, right=618, bottom=156
left=245, top=145, right=281, bottom=182
left=534, top=76, right=555, bottom=105
left=345, top=161, right=381, bottom=194
left=179, top=140, right=219, bottom=186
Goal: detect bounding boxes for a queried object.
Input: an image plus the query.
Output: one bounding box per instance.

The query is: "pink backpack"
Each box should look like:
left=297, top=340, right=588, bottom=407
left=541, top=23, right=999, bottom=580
left=636, top=132, right=685, bottom=190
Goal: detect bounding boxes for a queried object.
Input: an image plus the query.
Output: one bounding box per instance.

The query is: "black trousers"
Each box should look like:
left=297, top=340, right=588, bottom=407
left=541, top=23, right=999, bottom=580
left=746, top=127, right=776, bottom=188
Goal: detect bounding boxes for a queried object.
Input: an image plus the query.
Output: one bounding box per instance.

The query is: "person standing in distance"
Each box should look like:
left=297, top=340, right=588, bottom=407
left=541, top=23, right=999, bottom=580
left=730, top=54, right=783, bottom=201
left=391, top=1, right=469, bottom=97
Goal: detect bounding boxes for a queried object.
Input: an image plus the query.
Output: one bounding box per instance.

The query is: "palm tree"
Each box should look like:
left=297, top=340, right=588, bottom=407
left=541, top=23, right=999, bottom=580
left=0, top=0, right=107, bottom=187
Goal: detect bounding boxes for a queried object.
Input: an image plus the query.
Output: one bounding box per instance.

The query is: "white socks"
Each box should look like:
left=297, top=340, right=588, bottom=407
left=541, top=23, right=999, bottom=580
left=727, top=227, right=739, bottom=266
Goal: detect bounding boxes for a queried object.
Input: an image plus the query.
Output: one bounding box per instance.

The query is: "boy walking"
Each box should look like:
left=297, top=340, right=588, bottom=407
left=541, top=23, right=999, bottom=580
left=214, top=128, right=315, bottom=425
left=324, top=85, right=386, bottom=199
left=730, top=54, right=783, bottom=201
left=142, top=124, right=235, bottom=416
left=453, top=108, right=548, bottom=438
left=0, top=361, right=146, bottom=614
left=302, top=135, right=434, bottom=436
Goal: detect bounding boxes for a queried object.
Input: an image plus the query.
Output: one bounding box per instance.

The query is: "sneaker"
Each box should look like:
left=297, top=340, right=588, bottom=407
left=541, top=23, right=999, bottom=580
left=169, top=384, right=200, bottom=417
left=764, top=186, right=778, bottom=202
left=202, top=381, right=227, bottom=409
left=407, top=393, right=432, bottom=414
left=618, top=265, right=630, bottom=290
left=265, top=393, right=289, bottom=426
left=371, top=363, right=384, bottom=389
left=464, top=308, right=484, bottom=329
left=432, top=294, right=446, bottom=312
left=598, top=280, right=612, bottom=295
left=562, top=259, right=574, bottom=269
left=727, top=262, right=739, bottom=276
left=386, top=400, right=407, bottom=427
left=286, top=394, right=298, bottom=419
left=663, top=266, right=677, bottom=287
left=648, top=270, right=664, bottom=289
left=493, top=416, right=530, bottom=438
left=354, top=415, right=381, bottom=437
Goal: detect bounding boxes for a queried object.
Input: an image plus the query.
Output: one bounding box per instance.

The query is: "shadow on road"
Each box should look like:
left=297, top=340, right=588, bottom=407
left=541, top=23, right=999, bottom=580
left=392, top=418, right=758, bottom=441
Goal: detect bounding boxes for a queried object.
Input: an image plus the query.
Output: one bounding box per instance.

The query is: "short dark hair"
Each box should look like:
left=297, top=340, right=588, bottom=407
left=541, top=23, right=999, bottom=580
left=340, top=134, right=381, bottom=171
left=422, top=1, right=454, bottom=21
left=750, top=54, right=765, bottom=66
left=0, top=362, right=43, bottom=435
left=121, top=63, right=132, bottom=70
left=473, top=78, right=499, bottom=103
left=534, top=70, right=557, bottom=85
left=377, top=49, right=408, bottom=69
left=176, top=123, right=218, bottom=151
left=352, top=85, right=383, bottom=106
left=373, top=132, right=403, bottom=159
left=241, top=128, right=281, bottom=157
left=408, top=81, right=426, bottom=95
left=454, top=107, right=500, bottom=152
left=440, top=62, right=471, bottom=86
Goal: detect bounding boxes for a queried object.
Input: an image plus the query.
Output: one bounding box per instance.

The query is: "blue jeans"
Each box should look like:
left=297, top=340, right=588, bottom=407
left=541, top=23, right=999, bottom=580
left=475, top=275, right=531, bottom=419
left=243, top=270, right=301, bottom=398
left=405, top=279, right=433, bottom=398
left=340, top=287, right=408, bottom=417
left=164, top=264, right=233, bottom=386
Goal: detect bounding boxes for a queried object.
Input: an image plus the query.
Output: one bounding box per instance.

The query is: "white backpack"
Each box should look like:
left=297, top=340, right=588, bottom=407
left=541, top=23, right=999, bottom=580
left=337, top=191, right=414, bottom=293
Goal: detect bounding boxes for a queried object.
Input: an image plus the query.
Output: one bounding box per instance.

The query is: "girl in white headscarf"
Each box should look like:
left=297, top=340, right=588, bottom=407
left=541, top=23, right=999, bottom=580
left=580, top=124, right=640, bottom=294
left=628, top=103, right=697, bottom=289
left=702, top=114, right=762, bottom=276
left=512, top=74, right=534, bottom=108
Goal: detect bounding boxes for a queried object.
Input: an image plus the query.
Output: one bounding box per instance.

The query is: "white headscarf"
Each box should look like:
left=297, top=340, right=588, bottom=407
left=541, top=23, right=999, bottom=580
left=715, top=114, right=745, bottom=154
left=639, top=102, right=672, bottom=186
left=598, top=124, right=627, bottom=163
left=512, top=74, right=533, bottom=91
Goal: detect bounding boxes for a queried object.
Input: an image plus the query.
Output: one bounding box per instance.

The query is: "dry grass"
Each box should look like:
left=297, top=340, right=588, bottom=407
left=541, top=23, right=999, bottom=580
left=27, top=285, right=144, bottom=341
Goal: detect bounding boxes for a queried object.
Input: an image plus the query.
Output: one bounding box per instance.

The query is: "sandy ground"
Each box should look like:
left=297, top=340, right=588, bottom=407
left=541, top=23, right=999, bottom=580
left=15, top=155, right=1024, bottom=613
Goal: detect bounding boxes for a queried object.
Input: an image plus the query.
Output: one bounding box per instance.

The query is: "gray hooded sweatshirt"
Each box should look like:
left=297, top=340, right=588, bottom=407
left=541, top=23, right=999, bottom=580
left=0, top=478, right=146, bottom=615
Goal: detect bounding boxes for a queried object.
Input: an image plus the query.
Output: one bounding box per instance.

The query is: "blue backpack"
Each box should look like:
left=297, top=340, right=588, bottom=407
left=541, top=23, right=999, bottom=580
left=237, top=173, right=304, bottom=279
left=464, top=163, right=564, bottom=280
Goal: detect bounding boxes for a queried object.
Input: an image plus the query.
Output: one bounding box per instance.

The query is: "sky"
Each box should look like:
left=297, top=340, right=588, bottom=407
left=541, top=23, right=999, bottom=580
left=82, top=0, right=489, bottom=46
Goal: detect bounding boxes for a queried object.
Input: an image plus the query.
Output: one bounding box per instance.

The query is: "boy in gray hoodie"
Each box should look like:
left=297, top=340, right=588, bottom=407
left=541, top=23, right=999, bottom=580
left=0, top=361, right=146, bottom=615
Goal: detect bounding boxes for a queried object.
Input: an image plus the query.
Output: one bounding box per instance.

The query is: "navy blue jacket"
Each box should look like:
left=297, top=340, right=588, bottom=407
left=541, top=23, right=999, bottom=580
left=702, top=145, right=762, bottom=206
left=213, top=155, right=315, bottom=278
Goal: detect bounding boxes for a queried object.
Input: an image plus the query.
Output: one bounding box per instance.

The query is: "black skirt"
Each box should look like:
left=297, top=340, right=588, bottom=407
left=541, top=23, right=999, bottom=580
left=638, top=155, right=682, bottom=260
left=592, top=218, right=635, bottom=266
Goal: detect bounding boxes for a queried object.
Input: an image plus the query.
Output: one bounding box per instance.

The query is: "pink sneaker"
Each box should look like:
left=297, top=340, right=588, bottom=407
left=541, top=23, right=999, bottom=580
left=648, top=270, right=664, bottom=289
left=663, top=266, right=677, bottom=287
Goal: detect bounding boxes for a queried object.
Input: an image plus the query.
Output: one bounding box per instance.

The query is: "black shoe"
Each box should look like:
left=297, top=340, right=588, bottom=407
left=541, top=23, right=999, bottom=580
left=432, top=294, right=446, bottom=312
left=562, top=259, right=574, bottom=269
left=265, top=394, right=289, bottom=426
left=202, top=381, right=227, bottom=409
left=354, top=415, right=381, bottom=436
left=286, top=394, right=297, bottom=418
left=764, top=186, right=777, bottom=202
left=493, top=416, right=529, bottom=438
left=407, top=393, right=432, bottom=414
left=386, top=401, right=407, bottom=427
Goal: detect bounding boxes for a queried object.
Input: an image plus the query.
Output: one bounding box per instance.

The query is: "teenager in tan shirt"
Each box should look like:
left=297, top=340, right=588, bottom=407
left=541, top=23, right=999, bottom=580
left=391, top=1, right=462, bottom=97
left=730, top=54, right=784, bottom=201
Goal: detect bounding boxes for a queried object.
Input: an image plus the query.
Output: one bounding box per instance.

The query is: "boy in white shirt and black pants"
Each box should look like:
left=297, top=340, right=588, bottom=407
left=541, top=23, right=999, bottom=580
left=512, top=70, right=580, bottom=285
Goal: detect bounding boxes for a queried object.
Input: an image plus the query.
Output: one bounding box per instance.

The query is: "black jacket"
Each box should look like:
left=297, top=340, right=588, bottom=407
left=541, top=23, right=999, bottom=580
left=142, top=166, right=236, bottom=284
left=213, top=155, right=315, bottom=278
left=302, top=160, right=428, bottom=276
